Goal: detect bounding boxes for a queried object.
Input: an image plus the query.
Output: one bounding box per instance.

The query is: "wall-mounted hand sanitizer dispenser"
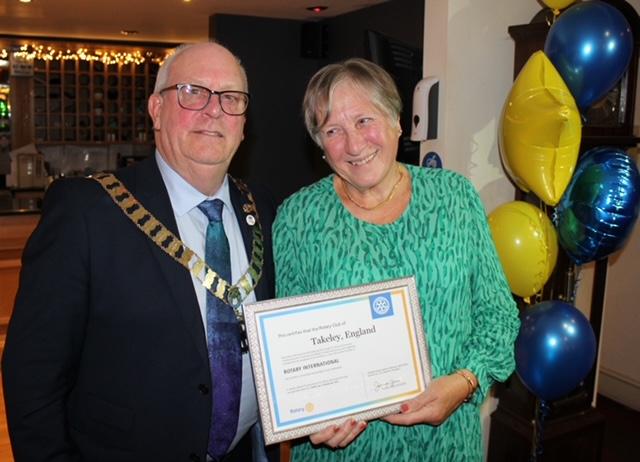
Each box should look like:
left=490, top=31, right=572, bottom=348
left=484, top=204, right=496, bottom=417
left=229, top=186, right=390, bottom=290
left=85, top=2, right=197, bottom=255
left=410, top=76, right=439, bottom=142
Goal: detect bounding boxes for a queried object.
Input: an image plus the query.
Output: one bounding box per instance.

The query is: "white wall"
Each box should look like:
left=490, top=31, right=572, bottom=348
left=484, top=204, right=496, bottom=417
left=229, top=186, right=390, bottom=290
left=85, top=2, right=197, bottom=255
left=423, top=0, right=540, bottom=213
left=423, top=1, right=542, bottom=458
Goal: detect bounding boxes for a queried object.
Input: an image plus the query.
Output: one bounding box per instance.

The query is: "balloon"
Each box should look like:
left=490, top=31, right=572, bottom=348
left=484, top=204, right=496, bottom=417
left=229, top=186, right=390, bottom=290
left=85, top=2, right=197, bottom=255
left=542, top=0, right=576, bottom=11
left=516, top=300, right=596, bottom=401
left=555, top=146, right=640, bottom=265
left=488, top=201, right=558, bottom=298
left=544, top=1, right=633, bottom=110
left=499, top=51, right=581, bottom=206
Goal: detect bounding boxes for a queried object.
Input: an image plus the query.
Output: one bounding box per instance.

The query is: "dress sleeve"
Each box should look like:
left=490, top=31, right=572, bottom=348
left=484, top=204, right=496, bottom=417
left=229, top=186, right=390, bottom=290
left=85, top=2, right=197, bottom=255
left=273, top=201, right=308, bottom=298
left=455, top=181, right=520, bottom=404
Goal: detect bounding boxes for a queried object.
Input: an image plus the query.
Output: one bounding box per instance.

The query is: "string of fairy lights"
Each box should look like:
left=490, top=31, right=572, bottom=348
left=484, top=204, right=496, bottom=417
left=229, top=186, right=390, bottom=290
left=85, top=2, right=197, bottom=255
left=0, top=43, right=172, bottom=65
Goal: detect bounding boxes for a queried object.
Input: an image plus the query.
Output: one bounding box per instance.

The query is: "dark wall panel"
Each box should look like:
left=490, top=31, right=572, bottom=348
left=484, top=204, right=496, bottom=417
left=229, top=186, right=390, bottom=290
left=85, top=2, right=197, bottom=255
left=326, top=0, right=424, bottom=61
left=211, top=14, right=329, bottom=205
left=211, top=0, right=423, bottom=204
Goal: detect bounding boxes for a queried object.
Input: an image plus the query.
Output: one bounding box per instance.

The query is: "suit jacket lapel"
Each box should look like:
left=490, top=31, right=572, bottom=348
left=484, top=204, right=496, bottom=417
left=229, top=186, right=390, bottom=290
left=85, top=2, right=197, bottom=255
left=119, top=164, right=272, bottom=360
left=121, top=157, right=208, bottom=362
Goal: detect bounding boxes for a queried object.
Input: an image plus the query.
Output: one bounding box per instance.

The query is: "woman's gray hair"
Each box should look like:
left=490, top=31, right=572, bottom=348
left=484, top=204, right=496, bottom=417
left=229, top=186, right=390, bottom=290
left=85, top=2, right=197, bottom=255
left=302, top=58, right=402, bottom=146
left=153, top=41, right=248, bottom=93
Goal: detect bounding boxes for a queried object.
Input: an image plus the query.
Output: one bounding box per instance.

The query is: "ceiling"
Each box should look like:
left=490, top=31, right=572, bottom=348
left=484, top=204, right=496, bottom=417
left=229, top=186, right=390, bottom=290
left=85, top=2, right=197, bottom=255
left=0, top=0, right=389, bottom=44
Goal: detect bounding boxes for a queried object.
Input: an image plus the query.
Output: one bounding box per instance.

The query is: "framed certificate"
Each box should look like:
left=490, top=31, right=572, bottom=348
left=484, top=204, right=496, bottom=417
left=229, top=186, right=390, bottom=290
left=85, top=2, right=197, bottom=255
left=243, top=276, right=432, bottom=445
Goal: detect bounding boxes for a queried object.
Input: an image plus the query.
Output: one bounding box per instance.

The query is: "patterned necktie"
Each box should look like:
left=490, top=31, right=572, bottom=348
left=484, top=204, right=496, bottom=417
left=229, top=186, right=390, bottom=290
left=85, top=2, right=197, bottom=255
left=197, top=199, right=242, bottom=460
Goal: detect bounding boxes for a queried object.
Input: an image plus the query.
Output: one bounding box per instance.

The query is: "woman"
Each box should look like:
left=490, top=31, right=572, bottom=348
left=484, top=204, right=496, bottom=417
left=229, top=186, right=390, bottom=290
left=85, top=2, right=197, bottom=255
left=273, top=58, right=519, bottom=461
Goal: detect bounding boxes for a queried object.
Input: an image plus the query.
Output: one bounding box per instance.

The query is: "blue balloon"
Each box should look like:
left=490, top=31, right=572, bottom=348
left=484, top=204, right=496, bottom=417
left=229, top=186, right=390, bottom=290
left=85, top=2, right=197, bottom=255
left=544, top=1, right=633, bottom=110
left=555, top=146, right=640, bottom=265
left=516, top=301, right=597, bottom=401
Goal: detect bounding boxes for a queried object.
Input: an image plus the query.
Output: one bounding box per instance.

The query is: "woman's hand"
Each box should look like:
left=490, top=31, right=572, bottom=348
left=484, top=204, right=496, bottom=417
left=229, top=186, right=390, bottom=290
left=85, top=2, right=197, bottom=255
left=383, top=372, right=474, bottom=426
left=308, top=418, right=367, bottom=449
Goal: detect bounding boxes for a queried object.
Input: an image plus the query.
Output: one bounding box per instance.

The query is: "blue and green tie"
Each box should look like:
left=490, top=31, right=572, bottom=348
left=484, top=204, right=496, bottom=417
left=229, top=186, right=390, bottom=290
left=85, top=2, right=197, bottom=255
left=197, top=199, right=242, bottom=459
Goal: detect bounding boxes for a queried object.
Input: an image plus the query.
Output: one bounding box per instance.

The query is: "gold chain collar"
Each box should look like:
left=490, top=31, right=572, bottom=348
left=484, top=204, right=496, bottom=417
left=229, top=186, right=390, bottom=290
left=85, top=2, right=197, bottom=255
left=92, top=172, right=264, bottom=321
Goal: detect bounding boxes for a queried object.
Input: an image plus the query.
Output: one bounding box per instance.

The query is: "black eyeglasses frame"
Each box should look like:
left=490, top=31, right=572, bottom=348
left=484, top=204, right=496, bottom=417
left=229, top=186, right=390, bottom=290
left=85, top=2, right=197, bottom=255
left=159, top=83, right=250, bottom=116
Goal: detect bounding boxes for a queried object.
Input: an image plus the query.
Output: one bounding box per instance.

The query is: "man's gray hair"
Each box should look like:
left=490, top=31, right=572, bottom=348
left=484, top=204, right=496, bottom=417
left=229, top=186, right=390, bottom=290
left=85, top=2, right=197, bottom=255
left=153, top=41, right=248, bottom=93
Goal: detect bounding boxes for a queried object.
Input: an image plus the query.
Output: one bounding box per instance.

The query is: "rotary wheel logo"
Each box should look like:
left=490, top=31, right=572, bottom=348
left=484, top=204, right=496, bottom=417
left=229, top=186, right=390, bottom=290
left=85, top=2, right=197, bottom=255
left=372, top=296, right=390, bottom=315
left=305, top=402, right=315, bottom=413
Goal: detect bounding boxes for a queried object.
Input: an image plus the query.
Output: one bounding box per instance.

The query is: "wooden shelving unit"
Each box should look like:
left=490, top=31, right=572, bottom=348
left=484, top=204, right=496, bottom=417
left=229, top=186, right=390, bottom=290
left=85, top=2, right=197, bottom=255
left=32, top=58, right=159, bottom=144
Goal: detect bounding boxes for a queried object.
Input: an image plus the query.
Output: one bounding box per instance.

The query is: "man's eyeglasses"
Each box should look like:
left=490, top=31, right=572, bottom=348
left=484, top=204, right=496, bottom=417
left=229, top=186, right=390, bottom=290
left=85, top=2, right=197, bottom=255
left=159, top=83, right=250, bottom=116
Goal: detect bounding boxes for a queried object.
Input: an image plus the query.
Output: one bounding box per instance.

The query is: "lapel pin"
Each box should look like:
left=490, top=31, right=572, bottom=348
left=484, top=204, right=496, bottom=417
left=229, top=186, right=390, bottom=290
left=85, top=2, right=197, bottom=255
left=246, top=214, right=256, bottom=226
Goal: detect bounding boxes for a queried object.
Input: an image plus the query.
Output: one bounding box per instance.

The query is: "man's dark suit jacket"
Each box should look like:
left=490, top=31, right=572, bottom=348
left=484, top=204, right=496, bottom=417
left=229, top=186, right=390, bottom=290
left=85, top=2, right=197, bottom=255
left=1, top=156, right=277, bottom=462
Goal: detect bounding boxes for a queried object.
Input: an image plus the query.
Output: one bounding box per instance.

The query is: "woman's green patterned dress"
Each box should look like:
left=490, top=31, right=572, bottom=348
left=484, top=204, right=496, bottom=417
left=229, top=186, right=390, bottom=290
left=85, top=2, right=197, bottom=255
left=273, top=165, right=519, bottom=461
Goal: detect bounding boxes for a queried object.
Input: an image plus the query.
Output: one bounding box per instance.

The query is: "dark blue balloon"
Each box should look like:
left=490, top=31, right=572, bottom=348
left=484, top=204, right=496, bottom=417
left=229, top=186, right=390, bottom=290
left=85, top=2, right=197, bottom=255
left=555, top=146, right=640, bottom=265
left=544, top=1, right=633, bottom=110
left=516, top=301, right=596, bottom=401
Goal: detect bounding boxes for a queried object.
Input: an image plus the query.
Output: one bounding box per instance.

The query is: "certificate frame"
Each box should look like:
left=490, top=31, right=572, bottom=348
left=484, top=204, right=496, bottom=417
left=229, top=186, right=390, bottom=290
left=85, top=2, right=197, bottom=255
left=243, top=276, right=432, bottom=445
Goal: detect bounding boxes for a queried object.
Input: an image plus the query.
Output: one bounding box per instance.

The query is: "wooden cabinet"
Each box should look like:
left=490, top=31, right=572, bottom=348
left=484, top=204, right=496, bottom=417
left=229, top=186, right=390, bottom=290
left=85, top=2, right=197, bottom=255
left=33, top=59, right=159, bottom=144
left=0, top=213, right=39, bottom=329
left=508, top=12, right=640, bottom=149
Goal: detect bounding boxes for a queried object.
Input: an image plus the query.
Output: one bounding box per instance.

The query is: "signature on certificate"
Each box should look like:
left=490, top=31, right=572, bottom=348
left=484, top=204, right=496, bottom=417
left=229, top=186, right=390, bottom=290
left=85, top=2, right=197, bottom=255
left=373, top=379, right=405, bottom=392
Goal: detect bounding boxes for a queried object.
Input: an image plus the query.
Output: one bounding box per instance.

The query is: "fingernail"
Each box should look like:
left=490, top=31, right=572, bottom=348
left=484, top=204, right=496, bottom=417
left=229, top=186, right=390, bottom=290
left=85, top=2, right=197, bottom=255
left=333, top=425, right=340, bottom=433
left=359, top=421, right=367, bottom=430
left=400, top=404, right=409, bottom=413
left=350, top=419, right=357, bottom=427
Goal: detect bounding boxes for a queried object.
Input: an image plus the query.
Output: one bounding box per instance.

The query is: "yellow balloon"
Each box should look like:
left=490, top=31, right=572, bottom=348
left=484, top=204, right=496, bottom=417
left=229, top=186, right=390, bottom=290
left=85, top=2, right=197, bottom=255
left=488, top=201, right=558, bottom=298
left=499, top=51, right=581, bottom=206
left=543, top=0, right=576, bottom=10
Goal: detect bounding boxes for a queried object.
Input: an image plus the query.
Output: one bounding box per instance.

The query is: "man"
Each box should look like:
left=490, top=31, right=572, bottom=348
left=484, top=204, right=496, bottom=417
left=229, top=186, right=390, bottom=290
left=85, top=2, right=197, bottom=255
left=2, top=42, right=278, bottom=462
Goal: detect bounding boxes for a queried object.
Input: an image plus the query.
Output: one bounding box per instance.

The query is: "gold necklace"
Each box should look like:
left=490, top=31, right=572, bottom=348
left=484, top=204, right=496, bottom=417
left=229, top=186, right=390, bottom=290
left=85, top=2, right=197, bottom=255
left=343, top=164, right=404, bottom=211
